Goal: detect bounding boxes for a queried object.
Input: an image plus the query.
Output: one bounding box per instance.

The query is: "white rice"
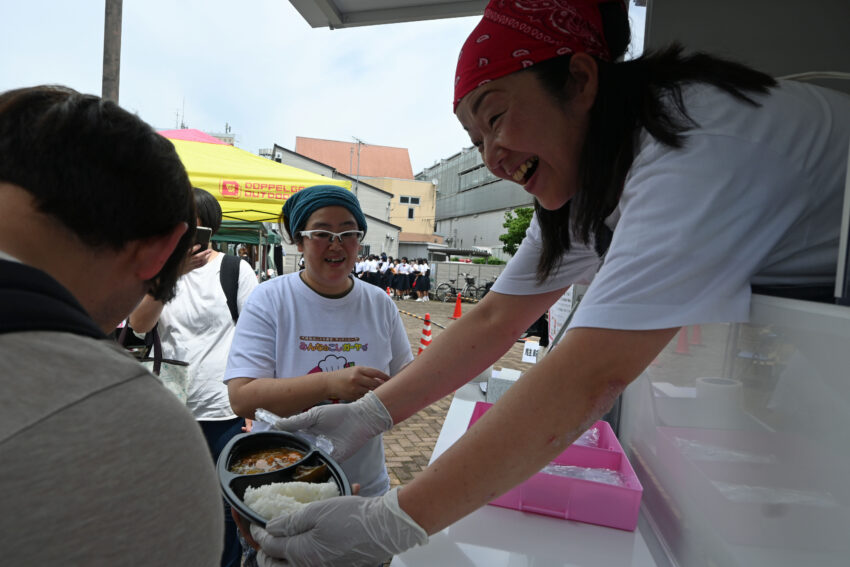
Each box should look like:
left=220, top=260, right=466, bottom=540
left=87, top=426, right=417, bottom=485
left=243, top=480, right=340, bottom=519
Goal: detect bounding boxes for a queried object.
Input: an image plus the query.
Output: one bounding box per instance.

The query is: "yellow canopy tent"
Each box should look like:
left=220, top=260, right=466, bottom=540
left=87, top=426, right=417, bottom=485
left=160, top=129, right=351, bottom=222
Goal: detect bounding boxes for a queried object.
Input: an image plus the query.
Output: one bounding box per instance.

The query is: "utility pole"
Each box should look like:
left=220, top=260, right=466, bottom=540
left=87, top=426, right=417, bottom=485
left=102, top=0, right=123, bottom=103
left=353, top=136, right=367, bottom=197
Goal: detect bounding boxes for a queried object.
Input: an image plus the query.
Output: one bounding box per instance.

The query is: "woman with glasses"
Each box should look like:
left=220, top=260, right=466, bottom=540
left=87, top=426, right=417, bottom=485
left=225, top=185, right=413, bottom=504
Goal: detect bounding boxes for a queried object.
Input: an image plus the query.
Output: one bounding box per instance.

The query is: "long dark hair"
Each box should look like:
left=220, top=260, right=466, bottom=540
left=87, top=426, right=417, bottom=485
left=530, top=2, right=777, bottom=281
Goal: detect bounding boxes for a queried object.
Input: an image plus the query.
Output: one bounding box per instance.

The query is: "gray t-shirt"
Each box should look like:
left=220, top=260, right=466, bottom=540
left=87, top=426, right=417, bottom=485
left=0, top=331, right=224, bottom=564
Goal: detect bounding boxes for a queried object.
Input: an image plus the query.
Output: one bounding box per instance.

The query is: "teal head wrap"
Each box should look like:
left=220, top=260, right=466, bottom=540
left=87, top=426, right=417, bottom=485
left=281, top=185, right=367, bottom=239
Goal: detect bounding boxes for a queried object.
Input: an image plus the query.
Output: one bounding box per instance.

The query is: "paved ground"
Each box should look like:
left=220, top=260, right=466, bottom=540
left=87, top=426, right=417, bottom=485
left=383, top=295, right=539, bottom=488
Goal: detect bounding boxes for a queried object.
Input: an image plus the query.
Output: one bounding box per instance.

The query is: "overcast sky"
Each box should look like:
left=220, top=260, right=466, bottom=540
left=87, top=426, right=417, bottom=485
left=0, top=1, right=645, bottom=174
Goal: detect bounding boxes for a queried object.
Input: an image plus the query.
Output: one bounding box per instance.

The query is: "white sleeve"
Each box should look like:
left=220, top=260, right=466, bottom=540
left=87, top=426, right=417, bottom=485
left=236, top=260, right=259, bottom=314
left=491, top=212, right=600, bottom=296
left=571, top=131, right=809, bottom=330
left=387, top=305, right=414, bottom=375
left=225, top=287, right=277, bottom=381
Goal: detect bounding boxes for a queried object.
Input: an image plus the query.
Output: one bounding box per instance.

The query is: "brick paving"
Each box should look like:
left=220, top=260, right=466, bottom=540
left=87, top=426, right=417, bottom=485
left=384, top=295, right=538, bottom=488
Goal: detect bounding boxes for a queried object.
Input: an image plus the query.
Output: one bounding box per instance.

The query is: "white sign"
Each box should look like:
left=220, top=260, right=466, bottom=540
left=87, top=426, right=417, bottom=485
left=547, top=284, right=588, bottom=345
left=522, top=341, right=541, bottom=363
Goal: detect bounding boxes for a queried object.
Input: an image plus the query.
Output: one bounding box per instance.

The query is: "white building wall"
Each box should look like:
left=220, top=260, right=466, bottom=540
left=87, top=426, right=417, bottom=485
left=436, top=209, right=512, bottom=259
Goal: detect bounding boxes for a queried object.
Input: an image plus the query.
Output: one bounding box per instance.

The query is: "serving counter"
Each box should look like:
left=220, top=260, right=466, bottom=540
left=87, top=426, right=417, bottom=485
left=390, top=384, right=661, bottom=567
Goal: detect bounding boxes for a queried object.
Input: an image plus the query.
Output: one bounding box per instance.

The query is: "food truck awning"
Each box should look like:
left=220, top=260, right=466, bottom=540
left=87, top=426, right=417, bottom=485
left=160, top=129, right=350, bottom=223
left=288, top=0, right=485, bottom=29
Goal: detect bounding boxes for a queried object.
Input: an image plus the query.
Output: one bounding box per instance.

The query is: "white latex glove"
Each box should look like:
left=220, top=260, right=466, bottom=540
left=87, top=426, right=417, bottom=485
left=271, top=390, right=392, bottom=461
left=251, top=488, right=428, bottom=567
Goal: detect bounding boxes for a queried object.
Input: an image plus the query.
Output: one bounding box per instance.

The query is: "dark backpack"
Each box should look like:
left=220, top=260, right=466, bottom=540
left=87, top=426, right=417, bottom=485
left=219, top=253, right=241, bottom=322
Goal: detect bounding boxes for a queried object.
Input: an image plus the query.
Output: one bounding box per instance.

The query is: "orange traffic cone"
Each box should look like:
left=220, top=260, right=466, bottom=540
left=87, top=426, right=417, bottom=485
left=417, top=313, right=432, bottom=355
left=674, top=327, right=690, bottom=355
left=449, top=293, right=463, bottom=320
left=689, top=325, right=703, bottom=346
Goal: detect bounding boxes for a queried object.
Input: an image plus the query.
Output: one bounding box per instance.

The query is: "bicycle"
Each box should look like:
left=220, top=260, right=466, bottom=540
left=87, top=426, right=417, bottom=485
left=434, top=273, right=482, bottom=302
left=477, top=275, right=497, bottom=299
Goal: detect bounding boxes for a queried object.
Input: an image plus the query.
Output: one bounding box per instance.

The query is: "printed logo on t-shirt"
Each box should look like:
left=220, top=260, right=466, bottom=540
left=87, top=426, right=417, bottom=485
left=299, top=335, right=367, bottom=353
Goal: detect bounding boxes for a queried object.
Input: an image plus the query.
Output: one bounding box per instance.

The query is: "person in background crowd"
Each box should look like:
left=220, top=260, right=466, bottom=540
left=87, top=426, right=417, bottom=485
left=129, top=187, right=259, bottom=567
left=247, top=1, right=850, bottom=565
left=354, top=255, right=364, bottom=280
left=397, top=257, right=412, bottom=299
left=415, top=258, right=431, bottom=302
left=0, top=84, right=223, bottom=564
left=409, top=258, right=420, bottom=293
left=367, top=254, right=381, bottom=287
left=379, top=255, right=392, bottom=292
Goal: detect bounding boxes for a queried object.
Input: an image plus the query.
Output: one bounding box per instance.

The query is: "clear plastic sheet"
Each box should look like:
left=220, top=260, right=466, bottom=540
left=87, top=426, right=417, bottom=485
left=711, top=481, right=839, bottom=508
left=540, top=464, right=625, bottom=487
left=573, top=426, right=600, bottom=447
left=674, top=437, right=777, bottom=464
left=254, top=408, right=335, bottom=455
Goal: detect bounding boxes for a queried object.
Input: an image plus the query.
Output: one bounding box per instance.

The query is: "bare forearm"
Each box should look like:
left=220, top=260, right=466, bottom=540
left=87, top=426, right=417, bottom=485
left=397, top=326, right=677, bottom=534
left=128, top=294, right=164, bottom=333
left=376, top=289, right=564, bottom=423
left=228, top=376, right=330, bottom=420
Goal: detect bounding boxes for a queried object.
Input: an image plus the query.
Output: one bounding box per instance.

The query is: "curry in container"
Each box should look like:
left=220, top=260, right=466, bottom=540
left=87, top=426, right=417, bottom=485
left=229, top=447, right=305, bottom=474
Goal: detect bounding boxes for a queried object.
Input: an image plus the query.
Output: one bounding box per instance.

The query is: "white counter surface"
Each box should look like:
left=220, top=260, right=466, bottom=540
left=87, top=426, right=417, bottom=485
left=391, top=385, right=660, bottom=567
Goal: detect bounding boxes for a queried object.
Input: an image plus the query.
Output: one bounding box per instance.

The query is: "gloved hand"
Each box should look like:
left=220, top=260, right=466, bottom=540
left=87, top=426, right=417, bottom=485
left=251, top=488, right=428, bottom=567
left=271, top=390, right=392, bottom=461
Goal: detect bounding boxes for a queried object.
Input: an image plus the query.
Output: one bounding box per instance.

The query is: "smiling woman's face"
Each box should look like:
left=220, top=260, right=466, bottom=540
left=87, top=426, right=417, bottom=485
left=297, top=206, right=360, bottom=295
left=455, top=65, right=592, bottom=211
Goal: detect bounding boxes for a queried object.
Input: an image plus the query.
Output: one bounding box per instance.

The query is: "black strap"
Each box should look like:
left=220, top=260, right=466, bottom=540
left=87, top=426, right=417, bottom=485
left=0, top=260, right=105, bottom=339
left=751, top=283, right=835, bottom=304
left=220, top=253, right=240, bottom=322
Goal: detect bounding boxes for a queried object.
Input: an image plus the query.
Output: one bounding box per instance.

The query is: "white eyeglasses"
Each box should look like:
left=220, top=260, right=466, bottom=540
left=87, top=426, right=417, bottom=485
left=299, top=229, right=364, bottom=244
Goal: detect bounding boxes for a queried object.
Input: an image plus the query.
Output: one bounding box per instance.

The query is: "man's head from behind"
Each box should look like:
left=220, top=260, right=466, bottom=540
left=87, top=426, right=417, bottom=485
left=0, top=85, right=195, bottom=303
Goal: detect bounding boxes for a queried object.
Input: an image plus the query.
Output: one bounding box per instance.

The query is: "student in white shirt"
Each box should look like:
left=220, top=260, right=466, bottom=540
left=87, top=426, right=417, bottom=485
left=415, top=258, right=431, bottom=302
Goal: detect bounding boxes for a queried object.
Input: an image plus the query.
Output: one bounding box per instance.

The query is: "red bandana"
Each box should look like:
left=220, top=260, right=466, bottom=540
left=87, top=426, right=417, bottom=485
left=453, top=0, right=625, bottom=110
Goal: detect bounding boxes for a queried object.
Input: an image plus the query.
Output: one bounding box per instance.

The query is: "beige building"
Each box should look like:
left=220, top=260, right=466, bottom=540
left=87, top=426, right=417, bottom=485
left=366, top=177, right=443, bottom=260
left=294, top=137, right=444, bottom=259
left=365, top=178, right=435, bottom=236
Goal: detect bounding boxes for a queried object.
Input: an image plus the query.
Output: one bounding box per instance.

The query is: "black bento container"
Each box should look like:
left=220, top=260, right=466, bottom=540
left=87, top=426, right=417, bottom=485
left=217, top=431, right=351, bottom=528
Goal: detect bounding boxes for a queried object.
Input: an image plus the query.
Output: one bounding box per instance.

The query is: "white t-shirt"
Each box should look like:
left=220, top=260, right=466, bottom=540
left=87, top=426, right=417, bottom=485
left=158, top=253, right=258, bottom=419
left=224, top=273, right=414, bottom=497
left=493, top=80, right=850, bottom=330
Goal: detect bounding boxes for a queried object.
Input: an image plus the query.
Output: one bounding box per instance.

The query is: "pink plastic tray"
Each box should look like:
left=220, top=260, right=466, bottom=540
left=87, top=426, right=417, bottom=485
left=468, top=402, right=643, bottom=531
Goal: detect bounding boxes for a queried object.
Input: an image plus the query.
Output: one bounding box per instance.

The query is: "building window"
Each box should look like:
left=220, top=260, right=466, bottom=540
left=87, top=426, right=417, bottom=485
left=400, top=196, right=420, bottom=205
left=408, top=207, right=415, bottom=219
left=458, top=162, right=498, bottom=192
left=400, top=196, right=409, bottom=204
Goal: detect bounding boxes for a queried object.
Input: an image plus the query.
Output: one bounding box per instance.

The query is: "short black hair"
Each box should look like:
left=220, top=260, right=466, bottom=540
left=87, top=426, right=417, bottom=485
left=0, top=85, right=196, bottom=301
left=194, top=187, right=222, bottom=235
